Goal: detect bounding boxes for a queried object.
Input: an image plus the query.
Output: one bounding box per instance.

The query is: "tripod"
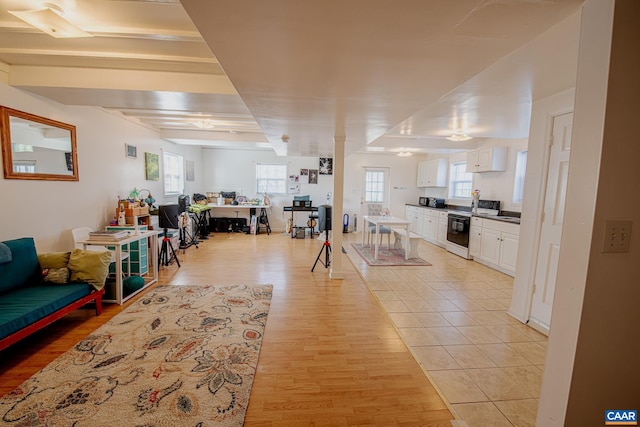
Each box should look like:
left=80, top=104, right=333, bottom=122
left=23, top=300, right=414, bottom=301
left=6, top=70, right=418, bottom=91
left=159, top=228, right=181, bottom=267
left=311, top=228, right=331, bottom=272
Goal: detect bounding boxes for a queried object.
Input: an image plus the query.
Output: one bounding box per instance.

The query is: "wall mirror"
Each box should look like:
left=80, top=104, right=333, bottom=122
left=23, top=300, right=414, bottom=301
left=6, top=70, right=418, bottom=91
left=1, top=106, right=79, bottom=181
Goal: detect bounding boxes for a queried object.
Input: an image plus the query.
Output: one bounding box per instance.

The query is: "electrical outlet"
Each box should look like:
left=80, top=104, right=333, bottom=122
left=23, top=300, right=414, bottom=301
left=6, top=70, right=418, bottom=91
left=602, top=220, right=632, bottom=253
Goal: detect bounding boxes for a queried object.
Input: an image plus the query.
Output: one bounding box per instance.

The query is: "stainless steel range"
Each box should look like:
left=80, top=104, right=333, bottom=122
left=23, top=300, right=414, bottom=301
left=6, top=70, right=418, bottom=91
left=445, top=200, right=500, bottom=259
left=446, top=211, right=472, bottom=259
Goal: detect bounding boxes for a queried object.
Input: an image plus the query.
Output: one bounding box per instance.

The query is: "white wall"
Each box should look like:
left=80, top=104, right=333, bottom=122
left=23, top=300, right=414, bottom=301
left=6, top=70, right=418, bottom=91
left=201, top=148, right=335, bottom=231
left=200, top=149, right=423, bottom=232
left=471, top=139, right=528, bottom=212
left=0, top=79, right=204, bottom=252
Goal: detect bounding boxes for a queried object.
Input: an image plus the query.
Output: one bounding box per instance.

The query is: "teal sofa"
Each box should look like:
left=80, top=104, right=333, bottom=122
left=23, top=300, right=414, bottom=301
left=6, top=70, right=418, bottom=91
left=0, top=237, right=104, bottom=351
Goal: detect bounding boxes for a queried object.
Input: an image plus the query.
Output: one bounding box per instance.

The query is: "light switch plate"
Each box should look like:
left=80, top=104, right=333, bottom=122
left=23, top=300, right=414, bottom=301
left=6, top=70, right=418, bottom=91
left=602, top=220, right=632, bottom=253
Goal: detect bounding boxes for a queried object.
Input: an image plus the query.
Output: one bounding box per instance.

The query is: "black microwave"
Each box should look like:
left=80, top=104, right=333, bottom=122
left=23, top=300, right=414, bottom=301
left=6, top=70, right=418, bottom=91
left=418, top=197, right=428, bottom=206
left=428, top=197, right=445, bottom=208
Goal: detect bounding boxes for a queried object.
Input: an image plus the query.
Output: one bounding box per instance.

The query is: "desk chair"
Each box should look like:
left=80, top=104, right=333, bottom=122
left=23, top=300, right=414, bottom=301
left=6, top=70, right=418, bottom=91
left=71, top=227, right=130, bottom=274
left=366, top=204, right=391, bottom=249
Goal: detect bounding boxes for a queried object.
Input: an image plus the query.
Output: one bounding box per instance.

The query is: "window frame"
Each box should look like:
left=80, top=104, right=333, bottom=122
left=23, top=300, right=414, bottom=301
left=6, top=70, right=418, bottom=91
left=163, top=150, right=184, bottom=196
left=363, top=167, right=389, bottom=204
left=448, top=161, right=473, bottom=201
left=512, top=150, right=528, bottom=205
left=256, top=163, right=288, bottom=195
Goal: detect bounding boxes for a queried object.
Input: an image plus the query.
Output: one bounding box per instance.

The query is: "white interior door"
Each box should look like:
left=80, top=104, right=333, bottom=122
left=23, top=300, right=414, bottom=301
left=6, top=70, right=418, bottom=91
left=530, top=112, right=573, bottom=330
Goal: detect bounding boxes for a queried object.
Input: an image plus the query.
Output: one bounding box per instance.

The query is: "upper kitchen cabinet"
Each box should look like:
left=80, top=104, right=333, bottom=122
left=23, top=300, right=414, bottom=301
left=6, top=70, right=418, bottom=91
left=417, top=158, right=448, bottom=187
left=466, top=146, right=507, bottom=172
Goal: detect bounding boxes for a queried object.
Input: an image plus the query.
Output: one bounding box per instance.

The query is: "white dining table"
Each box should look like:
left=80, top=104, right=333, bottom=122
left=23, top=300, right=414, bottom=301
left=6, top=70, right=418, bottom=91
left=362, top=215, right=411, bottom=260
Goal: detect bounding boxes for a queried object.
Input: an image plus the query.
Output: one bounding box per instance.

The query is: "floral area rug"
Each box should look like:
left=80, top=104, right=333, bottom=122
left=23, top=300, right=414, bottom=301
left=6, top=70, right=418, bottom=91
left=350, top=243, right=431, bottom=266
left=0, top=284, right=273, bottom=427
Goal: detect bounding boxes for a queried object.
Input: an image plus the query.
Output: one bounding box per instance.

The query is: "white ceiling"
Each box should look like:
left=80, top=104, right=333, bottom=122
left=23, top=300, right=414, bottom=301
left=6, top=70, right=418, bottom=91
left=0, top=0, right=583, bottom=156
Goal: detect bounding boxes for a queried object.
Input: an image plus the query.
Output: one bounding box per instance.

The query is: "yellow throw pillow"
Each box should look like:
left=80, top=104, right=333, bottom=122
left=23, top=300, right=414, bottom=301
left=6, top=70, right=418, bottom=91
left=44, top=267, right=70, bottom=284
left=38, top=251, right=71, bottom=269
left=68, top=249, right=112, bottom=289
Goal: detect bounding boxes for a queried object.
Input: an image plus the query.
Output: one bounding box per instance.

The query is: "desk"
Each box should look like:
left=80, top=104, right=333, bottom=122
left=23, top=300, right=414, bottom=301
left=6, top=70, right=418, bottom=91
left=283, top=206, right=318, bottom=238
left=79, top=230, right=159, bottom=305
left=207, top=204, right=271, bottom=234
left=362, top=216, right=410, bottom=260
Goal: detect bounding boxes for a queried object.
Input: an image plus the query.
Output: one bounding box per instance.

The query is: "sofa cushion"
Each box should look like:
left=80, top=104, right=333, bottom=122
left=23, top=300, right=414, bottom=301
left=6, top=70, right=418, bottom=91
left=0, top=243, right=11, bottom=264
left=38, top=252, right=71, bottom=270
left=68, top=249, right=112, bottom=289
left=44, top=268, right=70, bottom=284
left=0, top=238, right=40, bottom=296
left=0, top=283, right=93, bottom=341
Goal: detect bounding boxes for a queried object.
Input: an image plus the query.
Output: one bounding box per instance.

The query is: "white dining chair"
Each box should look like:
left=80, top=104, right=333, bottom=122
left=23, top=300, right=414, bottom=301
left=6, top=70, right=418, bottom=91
left=366, top=204, right=391, bottom=249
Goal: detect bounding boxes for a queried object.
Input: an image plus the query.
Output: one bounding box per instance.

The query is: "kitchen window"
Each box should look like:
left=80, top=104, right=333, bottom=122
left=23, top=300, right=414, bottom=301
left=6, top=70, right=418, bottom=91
left=163, top=150, right=184, bottom=196
left=364, top=167, right=388, bottom=203
left=256, top=163, right=287, bottom=194
left=449, top=161, right=473, bottom=199
left=512, top=150, right=528, bottom=204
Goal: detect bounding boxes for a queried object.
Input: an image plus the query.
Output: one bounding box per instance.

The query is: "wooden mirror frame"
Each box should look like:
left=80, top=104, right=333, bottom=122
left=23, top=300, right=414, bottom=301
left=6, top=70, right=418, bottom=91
left=1, top=106, right=79, bottom=181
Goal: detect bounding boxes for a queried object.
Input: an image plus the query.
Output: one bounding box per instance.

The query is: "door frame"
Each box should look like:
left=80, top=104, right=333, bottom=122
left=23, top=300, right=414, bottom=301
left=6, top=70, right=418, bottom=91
left=508, top=88, right=575, bottom=333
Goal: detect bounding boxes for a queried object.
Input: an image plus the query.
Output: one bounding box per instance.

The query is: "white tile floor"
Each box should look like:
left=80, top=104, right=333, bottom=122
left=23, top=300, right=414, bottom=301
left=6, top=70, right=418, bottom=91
left=344, top=233, right=548, bottom=427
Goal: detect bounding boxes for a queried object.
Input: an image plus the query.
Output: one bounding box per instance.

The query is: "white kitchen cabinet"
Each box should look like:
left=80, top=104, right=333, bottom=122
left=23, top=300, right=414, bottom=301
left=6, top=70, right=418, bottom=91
left=476, top=218, right=520, bottom=276
left=469, top=217, right=483, bottom=258
left=437, top=211, right=449, bottom=247
left=466, top=146, right=507, bottom=172
left=420, top=209, right=439, bottom=244
left=417, top=158, right=448, bottom=187
left=405, top=206, right=422, bottom=236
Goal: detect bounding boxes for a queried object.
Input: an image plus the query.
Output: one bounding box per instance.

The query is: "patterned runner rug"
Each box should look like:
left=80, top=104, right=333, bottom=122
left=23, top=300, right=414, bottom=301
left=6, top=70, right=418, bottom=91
left=350, top=243, right=431, bottom=266
left=0, top=284, right=273, bottom=427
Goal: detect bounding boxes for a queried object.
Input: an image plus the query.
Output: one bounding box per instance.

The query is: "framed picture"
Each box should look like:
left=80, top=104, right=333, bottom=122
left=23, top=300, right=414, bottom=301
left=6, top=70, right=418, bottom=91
left=125, top=144, right=137, bottom=159
left=299, top=168, right=309, bottom=184
left=185, top=160, right=195, bottom=181
left=319, top=158, right=333, bottom=175
left=309, top=169, right=318, bottom=184
left=145, top=152, right=159, bottom=181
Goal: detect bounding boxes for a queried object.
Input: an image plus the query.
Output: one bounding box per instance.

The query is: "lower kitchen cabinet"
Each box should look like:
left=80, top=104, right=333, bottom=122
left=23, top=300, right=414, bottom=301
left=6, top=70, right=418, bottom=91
left=474, top=218, right=520, bottom=276
left=469, top=217, right=482, bottom=258
left=437, top=211, right=448, bottom=247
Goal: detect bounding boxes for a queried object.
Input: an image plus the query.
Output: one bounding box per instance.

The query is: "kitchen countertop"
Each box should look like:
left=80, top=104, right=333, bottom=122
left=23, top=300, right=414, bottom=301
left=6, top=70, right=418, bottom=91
left=405, top=204, right=521, bottom=224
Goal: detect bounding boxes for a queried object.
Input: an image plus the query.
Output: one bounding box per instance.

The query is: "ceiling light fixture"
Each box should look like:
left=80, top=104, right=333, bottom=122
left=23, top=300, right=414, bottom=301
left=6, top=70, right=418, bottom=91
left=397, top=151, right=413, bottom=157
left=193, top=119, right=215, bottom=129
left=446, top=130, right=473, bottom=142
left=9, top=4, right=93, bottom=38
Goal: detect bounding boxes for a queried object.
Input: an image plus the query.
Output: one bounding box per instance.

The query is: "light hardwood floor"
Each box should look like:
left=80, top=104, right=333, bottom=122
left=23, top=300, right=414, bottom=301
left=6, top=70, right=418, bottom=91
left=0, top=231, right=455, bottom=426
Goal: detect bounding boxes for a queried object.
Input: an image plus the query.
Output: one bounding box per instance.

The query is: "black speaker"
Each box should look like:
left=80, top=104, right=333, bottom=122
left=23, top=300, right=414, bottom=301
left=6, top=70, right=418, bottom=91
left=178, top=194, right=190, bottom=214
left=159, top=204, right=179, bottom=229
left=318, top=205, right=332, bottom=231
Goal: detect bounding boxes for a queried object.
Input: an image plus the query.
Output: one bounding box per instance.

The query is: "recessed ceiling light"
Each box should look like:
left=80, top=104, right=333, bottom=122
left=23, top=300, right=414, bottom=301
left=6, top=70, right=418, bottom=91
left=446, top=130, right=473, bottom=141
left=193, top=119, right=215, bottom=129
left=9, top=5, right=92, bottom=38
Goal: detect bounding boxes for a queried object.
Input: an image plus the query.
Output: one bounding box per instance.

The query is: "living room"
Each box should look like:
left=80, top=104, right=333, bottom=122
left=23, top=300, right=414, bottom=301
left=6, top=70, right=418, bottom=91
left=1, top=1, right=639, bottom=425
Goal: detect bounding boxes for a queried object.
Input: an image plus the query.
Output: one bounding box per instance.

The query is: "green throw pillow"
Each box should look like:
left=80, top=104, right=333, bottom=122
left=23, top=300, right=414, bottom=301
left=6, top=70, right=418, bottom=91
left=44, top=267, right=70, bottom=284
left=38, top=251, right=71, bottom=269
left=68, top=249, right=112, bottom=289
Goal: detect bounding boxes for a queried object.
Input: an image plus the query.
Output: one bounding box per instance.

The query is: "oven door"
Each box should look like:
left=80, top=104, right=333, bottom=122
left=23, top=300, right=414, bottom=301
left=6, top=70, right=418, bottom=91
left=447, top=214, right=470, bottom=247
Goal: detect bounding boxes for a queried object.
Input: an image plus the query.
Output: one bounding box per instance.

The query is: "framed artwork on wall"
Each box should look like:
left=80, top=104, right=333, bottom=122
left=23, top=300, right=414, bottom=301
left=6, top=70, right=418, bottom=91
left=319, top=157, right=333, bottom=175
left=125, top=143, right=137, bottom=159
left=145, top=152, right=159, bottom=181
left=309, top=169, right=318, bottom=184
left=186, top=160, right=195, bottom=181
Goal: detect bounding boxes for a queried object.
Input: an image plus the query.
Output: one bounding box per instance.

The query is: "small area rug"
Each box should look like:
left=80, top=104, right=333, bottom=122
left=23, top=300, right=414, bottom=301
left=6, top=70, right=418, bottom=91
left=350, top=243, right=431, bottom=266
left=0, top=284, right=273, bottom=427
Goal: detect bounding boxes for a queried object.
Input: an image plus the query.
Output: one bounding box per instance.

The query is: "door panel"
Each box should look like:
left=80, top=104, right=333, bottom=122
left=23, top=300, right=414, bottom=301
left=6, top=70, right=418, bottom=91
left=530, top=112, right=573, bottom=330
